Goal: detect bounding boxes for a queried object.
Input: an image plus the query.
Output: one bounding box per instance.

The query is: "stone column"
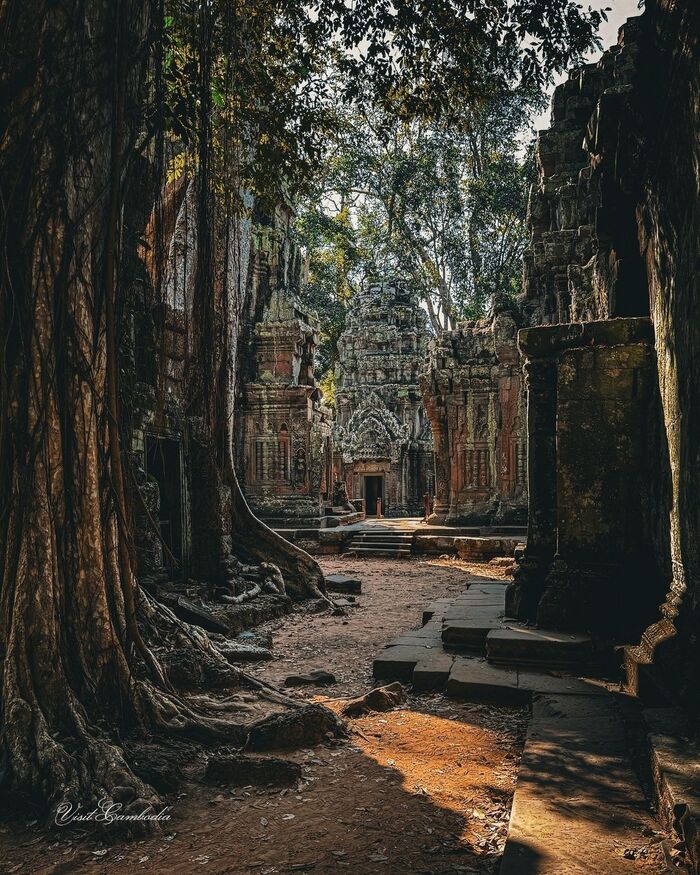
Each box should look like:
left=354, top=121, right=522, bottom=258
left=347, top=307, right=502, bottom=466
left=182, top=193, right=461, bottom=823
left=424, top=395, right=450, bottom=523
left=506, top=355, right=558, bottom=620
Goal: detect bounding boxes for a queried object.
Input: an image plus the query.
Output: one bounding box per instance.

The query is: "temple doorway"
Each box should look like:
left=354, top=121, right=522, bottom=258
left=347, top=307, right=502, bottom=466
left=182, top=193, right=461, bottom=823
left=145, top=434, right=184, bottom=568
left=364, top=475, right=384, bottom=517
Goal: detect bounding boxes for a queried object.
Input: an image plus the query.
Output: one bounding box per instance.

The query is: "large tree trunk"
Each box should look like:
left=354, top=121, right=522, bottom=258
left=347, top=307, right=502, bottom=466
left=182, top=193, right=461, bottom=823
left=0, top=0, right=254, bottom=813
left=0, top=0, right=164, bottom=809
left=0, top=0, right=334, bottom=815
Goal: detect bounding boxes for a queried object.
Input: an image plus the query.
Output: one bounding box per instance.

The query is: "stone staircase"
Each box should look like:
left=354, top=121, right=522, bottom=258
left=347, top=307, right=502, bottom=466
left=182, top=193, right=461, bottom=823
left=346, top=530, right=415, bottom=558
left=373, top=579, right=688, bottom=874
left=374, top=578, right=612, bottom=700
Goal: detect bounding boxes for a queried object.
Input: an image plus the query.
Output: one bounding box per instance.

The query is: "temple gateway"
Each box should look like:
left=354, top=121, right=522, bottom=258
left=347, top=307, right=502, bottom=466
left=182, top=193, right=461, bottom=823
left=333, top=279, right=435, bottom=517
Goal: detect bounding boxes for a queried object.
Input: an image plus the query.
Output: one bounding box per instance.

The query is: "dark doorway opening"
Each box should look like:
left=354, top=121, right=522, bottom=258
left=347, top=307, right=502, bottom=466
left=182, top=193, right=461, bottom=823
left=145, top=435, right=184, bottom=569
left=364, top=475, right=384, bottom=517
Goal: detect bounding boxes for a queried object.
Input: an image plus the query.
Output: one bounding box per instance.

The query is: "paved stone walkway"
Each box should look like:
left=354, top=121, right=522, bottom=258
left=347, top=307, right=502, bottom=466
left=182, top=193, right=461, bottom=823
left=501, top=694, right=668, bottom=874
left=374, top=580, right=672, bottom=873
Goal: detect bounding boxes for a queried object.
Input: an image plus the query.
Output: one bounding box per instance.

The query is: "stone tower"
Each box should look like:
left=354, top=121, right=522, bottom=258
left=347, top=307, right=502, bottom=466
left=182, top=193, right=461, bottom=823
left=333, top=279, right=434, bottom=517
left=239, top=205, right=333, bottom=528
left=421, top=294, right=528, bottom=525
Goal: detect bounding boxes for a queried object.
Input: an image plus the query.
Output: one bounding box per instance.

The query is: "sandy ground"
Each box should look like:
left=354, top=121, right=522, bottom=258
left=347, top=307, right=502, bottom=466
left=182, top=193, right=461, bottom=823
left=0, top=557, right=527, bottom=875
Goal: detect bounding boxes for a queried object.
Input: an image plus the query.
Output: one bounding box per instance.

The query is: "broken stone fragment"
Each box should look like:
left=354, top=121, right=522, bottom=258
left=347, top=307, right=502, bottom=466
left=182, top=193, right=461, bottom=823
left=216, top=639, right=273, bottom=663
left=331, top=596, right=355, bottom=607
left=340, top=682, right=407, bottom=717
left=172, top=596, right=229, bottom=635
left=284, top=669, right=337, bottom=688
left=204, top=754, right=302, bottom=787
left=325, top=573, right=362, bottom=594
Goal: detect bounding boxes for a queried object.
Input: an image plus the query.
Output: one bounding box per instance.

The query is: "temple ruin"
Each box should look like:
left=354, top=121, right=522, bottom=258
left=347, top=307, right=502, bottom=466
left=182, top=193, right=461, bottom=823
left=509, top=4, right=698, bottom=715
left=421, top=294, right=527, bottom=525
left=130, top=199, right=330, bottom=592
left=239, top=225, right=333, bottom=528
left=333, top=279, right=435, bottom=517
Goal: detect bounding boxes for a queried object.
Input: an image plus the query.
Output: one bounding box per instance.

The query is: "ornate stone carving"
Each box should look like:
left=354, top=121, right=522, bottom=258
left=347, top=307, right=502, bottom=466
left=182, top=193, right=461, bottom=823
left=421, top=294, right=527, bottom=525
left=333, top=279, right=434, bottom=516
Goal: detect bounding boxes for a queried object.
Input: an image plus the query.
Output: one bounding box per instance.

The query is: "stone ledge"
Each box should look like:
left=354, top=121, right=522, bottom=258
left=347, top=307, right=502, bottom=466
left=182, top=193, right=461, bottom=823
left=518, top=317, right=654, bottom=359
left=643, top=707, right=700, bottom=873
left=486, top=627, right=595, bottom=669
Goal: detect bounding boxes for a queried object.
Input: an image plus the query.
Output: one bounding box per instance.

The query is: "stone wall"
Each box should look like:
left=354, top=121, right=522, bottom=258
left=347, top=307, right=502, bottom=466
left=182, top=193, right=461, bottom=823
left=334, top=279, right=434, bottom=516
left=239, top=285, right=333, bottom=527
left=421, top=294, right=527, bottom=525
left=521, top=15, right=649, bottom=326
left=507, top=0, right=700, bottom=714
left=508, top=319, right=668, bottom=639
left=130, top=192, right=313, bottom=587
left=507, top=13, right=667, bottom=639
left=624, top=0, right=700, bottom=711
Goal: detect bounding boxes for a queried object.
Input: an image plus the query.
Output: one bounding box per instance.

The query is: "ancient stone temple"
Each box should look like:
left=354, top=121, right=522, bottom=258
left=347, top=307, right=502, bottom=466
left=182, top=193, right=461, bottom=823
left=130, top=193, right=331, bottom=589
left=505, top=15, right=665, bottom=639
left=505, top=0, right=700, bottom=716
left=333, top=279, right=434, bottom=516
left=239, top=285, right=333, bottom=528
left=421, top=294, right=527, bottom=525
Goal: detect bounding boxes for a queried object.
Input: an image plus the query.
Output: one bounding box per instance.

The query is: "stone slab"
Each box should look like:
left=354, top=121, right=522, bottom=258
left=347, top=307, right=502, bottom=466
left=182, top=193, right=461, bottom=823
left=422, top=599, right=455, bottom=624
left=373, top=645, right=437, bottom=682
left=449, top=593, right=506, bottom=605
left=487, top=626, right=594, bottom=667
left=412, top=653, right=456, bottom=692
left=445, top=657, right=524, bottom=704
left=387, top=634, right=442, bottom=647
left=325, top=573, right=362, bottom=594
left=444, top=657, right=608, bottom=705
left=442, top=617, right=505, bottom=650
left=516, top=671, right=608, bottom=697
left=455, top=536, right=524, bottom=560
left=467, top=577, right=509, bottom=588
left=501, top=694, right=666, bottom=875
left=443, top=604, right=505, bottom=621
left=446, top=596, right=505, bottom=608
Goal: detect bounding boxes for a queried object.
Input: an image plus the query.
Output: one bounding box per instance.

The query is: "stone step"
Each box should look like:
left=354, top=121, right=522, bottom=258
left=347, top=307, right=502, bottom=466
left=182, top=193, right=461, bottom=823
left=373, top=644, right=441, bottom=682
left=422, top=588, right=506, bottom=624
left=351, top=542, right=414, bottom=548
left=412, top=653, right=456, bottom=692
left=443, top=600, right=506, bottom=617
left=442, top=616, right=505, bottom=650
left=486, top=626, right=597, bottom=669
left=347, top=547, right=413, bottom=558
left=348, top=544, right=412, bottom=552
left=373, top=638, right=456, bottom=692
left=445, top=655, right=610, bottom=704
left=446, top=657, right=523, bottom=704
left=349, top=539, right=413, bottom=548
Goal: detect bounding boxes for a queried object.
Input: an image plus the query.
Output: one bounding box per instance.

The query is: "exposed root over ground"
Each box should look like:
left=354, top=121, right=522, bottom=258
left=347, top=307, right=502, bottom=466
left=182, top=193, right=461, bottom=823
left=0, top=557, right=529, bottom=874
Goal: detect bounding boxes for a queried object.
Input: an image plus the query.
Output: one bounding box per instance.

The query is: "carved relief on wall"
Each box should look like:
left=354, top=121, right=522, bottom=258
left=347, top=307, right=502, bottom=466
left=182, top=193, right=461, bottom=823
left=293, top=447, right=307, bottom=488
left=467, top=446, right=490, bottom=490
left=473, top=398, right=490, bottom=441
left=250, top=421, right=293, bottom=484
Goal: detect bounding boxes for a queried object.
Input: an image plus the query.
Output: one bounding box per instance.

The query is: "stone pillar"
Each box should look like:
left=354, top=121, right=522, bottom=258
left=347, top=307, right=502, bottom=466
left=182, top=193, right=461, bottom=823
left=509, top=318, right=661, bottom=635
left=424, top=394, right=450, bottom=523
left=506, top=355, right=558, bottom=620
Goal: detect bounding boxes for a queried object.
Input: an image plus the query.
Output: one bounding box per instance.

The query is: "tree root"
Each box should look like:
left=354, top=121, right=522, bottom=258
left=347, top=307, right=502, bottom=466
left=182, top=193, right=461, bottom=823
left=227, top=466, right=333, bottom=606
left=245, top=703, right=347, bottom=751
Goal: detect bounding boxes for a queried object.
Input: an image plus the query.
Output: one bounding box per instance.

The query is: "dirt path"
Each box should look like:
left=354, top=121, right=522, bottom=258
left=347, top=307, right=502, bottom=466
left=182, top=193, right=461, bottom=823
left=250, top=555, right=512, bottom=697
left=0, top=557, right=527, bottom=875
